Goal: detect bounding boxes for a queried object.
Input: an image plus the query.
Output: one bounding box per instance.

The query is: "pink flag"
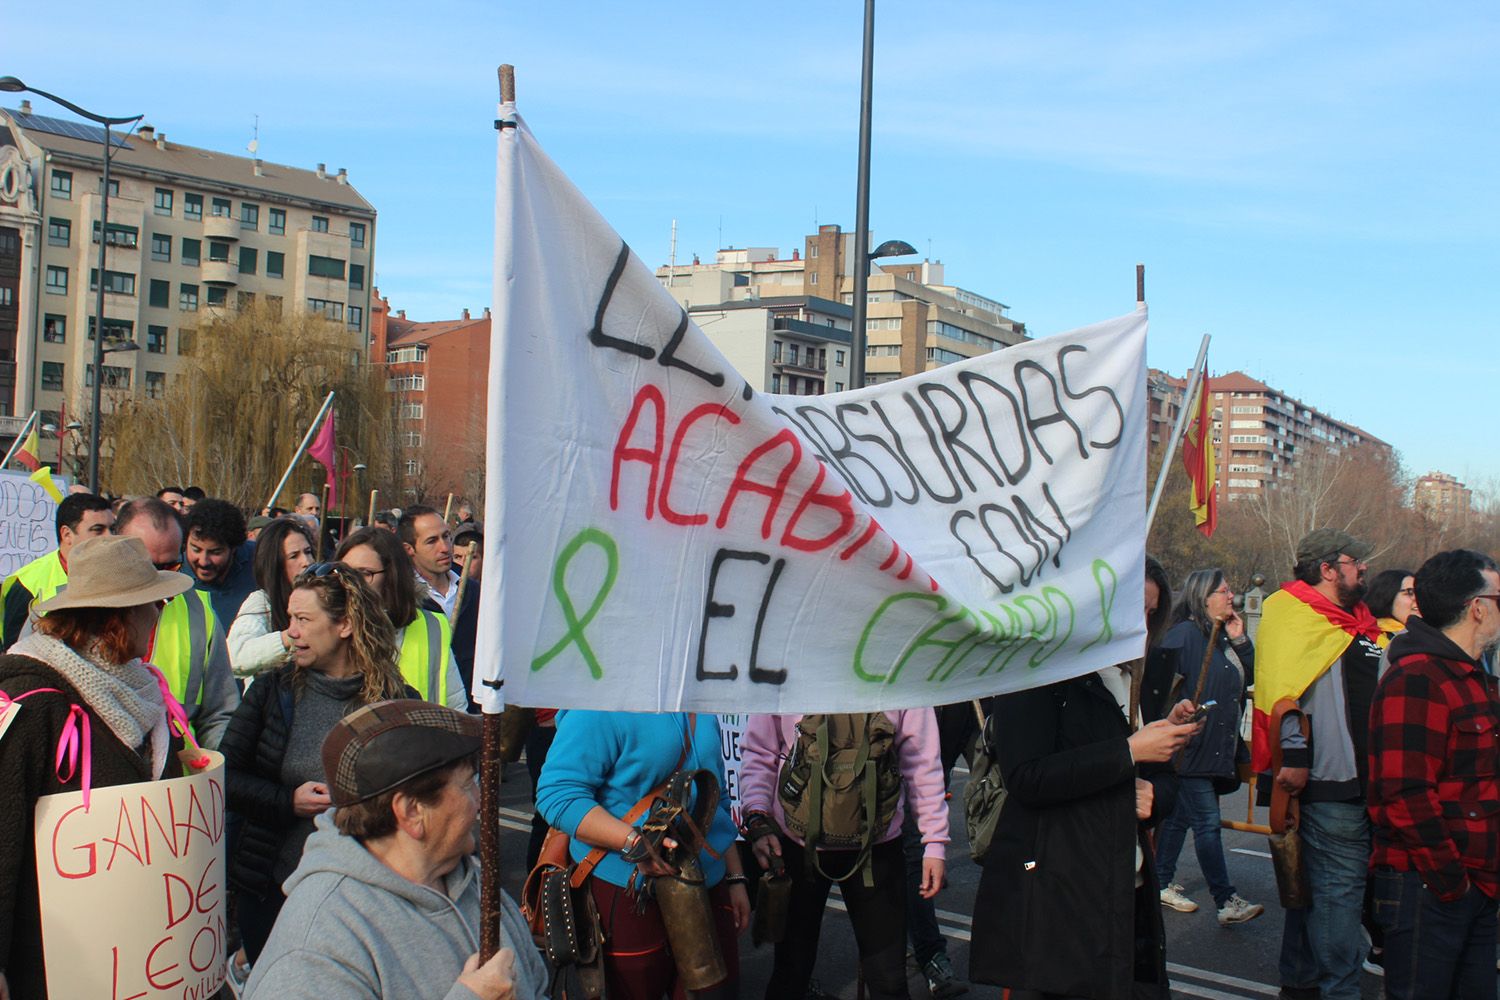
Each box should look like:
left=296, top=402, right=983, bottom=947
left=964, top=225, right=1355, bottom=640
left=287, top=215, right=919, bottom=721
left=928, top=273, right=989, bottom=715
left=307, top=409, right=337, bottom=508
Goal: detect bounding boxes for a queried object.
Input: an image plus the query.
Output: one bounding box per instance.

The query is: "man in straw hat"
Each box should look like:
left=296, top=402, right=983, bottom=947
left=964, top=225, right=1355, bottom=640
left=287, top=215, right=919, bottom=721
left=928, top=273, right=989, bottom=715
left=243, top=699, right=546, bottom=1000
left=0, top=534, right=195, bottom=999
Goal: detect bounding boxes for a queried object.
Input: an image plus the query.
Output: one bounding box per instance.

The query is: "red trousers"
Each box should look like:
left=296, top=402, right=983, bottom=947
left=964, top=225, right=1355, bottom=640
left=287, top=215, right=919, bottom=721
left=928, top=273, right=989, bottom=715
left=588, top=878, right=740, bottom=1000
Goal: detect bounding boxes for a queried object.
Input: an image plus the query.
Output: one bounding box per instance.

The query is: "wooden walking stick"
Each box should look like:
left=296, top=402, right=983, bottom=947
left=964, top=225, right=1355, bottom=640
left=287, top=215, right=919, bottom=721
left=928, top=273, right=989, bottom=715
left=479, top=60, right=516, bottom=966
left=450, top=541, right=477, bottom=624
left=1190, top=618, right=1224, bottom=706
left=316, top=482, right=331, bottom=560
left=367, top=488, right=378, bottom=527
left=443, top=492, right=455, bottom=524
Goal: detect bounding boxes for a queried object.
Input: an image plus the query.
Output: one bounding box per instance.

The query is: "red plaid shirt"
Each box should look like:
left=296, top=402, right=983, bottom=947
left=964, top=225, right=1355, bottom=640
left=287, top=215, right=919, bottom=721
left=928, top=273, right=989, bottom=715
left=1368, top=619, right=1500, bottom=901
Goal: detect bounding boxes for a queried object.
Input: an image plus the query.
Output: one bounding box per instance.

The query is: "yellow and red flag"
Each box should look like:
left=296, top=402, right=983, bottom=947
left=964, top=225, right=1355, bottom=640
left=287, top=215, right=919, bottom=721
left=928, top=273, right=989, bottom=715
left=1180, top=372, right=1216, bottom=536
left=14, top=423, right=40, bottom=472
left=1249, top=580, right=1382, bottom=772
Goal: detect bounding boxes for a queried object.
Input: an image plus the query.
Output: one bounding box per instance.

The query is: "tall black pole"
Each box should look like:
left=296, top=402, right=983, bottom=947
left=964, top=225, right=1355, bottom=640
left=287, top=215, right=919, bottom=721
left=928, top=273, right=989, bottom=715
left=848, top=0, right=875, bottom=390
left=88, top=126, right=112, bottom=493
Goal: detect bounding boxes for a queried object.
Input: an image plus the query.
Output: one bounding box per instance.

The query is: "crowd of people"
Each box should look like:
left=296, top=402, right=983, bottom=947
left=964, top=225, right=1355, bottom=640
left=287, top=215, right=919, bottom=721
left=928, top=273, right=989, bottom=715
left=0, top=487, right=1495, bottom=1000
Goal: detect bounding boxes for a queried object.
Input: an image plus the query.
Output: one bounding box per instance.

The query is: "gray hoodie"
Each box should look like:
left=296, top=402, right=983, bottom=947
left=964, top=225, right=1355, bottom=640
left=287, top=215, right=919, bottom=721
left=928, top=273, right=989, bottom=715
left=245, top=812, right=547, bottom=1000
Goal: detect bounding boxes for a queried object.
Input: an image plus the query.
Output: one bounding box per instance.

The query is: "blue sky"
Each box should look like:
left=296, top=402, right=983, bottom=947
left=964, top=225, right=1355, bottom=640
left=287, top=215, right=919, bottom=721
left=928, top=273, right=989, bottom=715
left=9, top=2, right=1498, bottom=486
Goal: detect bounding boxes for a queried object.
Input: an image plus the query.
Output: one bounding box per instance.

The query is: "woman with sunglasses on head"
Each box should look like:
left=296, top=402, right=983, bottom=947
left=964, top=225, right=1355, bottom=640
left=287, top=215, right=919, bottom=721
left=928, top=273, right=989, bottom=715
left=0, top=536, right=195, bottom=999
left=220, top=562, right=416, bottom=970
left=227, top=517, right=317, bottom=681
left=335, top=527, right=469, bottom=711
left=1154, top=568, right=1264, bottom=926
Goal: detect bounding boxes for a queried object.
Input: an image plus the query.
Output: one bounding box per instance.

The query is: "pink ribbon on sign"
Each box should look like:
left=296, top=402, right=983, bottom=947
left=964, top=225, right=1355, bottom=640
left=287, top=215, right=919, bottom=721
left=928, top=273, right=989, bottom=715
left=144, top=662, right=211, bottom=770
left=0, top=687, right=96, bottom=808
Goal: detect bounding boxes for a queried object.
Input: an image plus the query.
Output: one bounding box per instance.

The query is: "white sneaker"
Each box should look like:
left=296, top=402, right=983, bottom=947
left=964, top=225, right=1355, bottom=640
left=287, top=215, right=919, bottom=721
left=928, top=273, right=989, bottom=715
left=1217, top=894, right=1265, bottom=925
left=1160, top=883, right=1199, bottom=912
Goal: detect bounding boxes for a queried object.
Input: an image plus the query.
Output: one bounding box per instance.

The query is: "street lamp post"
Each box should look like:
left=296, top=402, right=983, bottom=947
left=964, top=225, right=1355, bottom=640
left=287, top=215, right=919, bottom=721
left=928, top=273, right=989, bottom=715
left=0, top=76, right=142, bottom=493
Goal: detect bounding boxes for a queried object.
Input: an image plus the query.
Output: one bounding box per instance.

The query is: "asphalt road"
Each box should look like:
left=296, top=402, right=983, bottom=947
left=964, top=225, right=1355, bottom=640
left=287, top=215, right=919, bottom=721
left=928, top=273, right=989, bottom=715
left=493, top=763, right=1391, bottom=1000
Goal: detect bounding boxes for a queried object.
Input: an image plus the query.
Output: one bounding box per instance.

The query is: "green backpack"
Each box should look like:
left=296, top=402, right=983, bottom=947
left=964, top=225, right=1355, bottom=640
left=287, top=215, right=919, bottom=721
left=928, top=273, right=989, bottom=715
left=777, top=713, right=902, bottom=885
left=964, top=703, right=1007, bottom=864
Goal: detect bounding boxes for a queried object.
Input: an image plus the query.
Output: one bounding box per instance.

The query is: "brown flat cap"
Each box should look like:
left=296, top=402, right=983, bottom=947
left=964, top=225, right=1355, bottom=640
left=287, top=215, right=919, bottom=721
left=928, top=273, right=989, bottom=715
left=322, top=699, right=481, bottom=807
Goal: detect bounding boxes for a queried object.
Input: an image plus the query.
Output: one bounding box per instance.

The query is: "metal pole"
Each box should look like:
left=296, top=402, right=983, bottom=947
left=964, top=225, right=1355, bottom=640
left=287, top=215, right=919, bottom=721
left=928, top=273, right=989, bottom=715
left=1145, top=333, right=1211, bottom=531
left=848, top=0, right=876, bottom=390
left=265, top=390, right=336, bottom=510
left=88, top=125, right=112, bottom=493
left=0, top=410, right=38, bottom=468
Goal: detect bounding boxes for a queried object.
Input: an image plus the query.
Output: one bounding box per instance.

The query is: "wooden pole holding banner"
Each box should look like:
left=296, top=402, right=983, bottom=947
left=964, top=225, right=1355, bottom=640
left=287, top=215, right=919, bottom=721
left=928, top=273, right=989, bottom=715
left=1144, top=334, right=1211, bottom=532
left=368, top=488, right=379, bottom=527
left=450, top=541, right=477, bottom=625
left=316, top=482, right=330, bottom=560
left=443, top=492, right=455, bottom=524
left=0, top=410, right=39, bottom=469
left=265, top=391, right=336, bottom=511
left=479, top=60, right=517, bottom=966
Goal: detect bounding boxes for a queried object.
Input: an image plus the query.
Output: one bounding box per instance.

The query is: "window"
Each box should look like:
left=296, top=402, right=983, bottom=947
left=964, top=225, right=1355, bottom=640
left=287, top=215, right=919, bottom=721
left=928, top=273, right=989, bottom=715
left=42, top=362, right=64, bottom=391
left=89, top=269, right=137, bottom=295
left=179, top=283, right=199, bottom=311
left=92, top=222, right=139, bottom=248
left=44, top=314, right=67, bottom=343
left=207, top=241, right=230, bottom=263
left=268, top=208, right=286, bottom=235
left=48, top=218, right=70, bottom=246
left=387, top=346, right=428, bottom=364
left=145, top=371, right=166, bottom=398
left=403, top=431, right=423, bottom=448
left=788, top=344, right=799, bottom=364
left=236, top=291, right=256, bottom=312
left=347, top=305, right=363, bottom=331
left=308, top=255, right=345, bottom=279
left=307, top=297, right=343, bottom=321
left=51, top=170, right=72, bottom=199
left=86, top=365, right=131, bottom=389
left=809, top=272, right=818, bottom=285
left=349, top=222, right=365, bottom=247
left=211, top=197, right=231, bottom=218
left=265, top=251, right=284, bottom=278
left=151, top=233, right=171, bottom=262
left=771, top=374, right=782, bottom=392
left=148, top=279, right=170, bottom=308
left=401, top=402, right=424, bottom=419
left=835, top=349, right=846, bottom=366
left=240, top=203, right=259, bottom=230
left=179, top=328, right=196, bottom=355
left=311, top=216, right=329, bottom=233
left=0, top=288, right=8, bottom=307
left=206, top=286, right=227, bottom=308
left=98, top=178, right=119, bottom=197
left=810, top=245, right=818, bottom=258
left=146, top=325, right=167, bottom=354
left=834, top=381, right=845, bottom=391
left=772, top=341, right=782, bottom=362
left=265, top=295, right=283, bottom=316
left=348, top=263, right=365, bottom=289
left=405, top=459, right=421, bottom=477
left=46, top=266, right=68, bottom=294
left=184, top=193, right=203, bottom=220
left=388, top=374, right=426, bottom=391
left=154, top=188, right=173, bottom=216
left=87, top=317, right=134, bottom=342
left=181, top=238, right=200, bottom=266
left=238, top=247, right=257, bottom=275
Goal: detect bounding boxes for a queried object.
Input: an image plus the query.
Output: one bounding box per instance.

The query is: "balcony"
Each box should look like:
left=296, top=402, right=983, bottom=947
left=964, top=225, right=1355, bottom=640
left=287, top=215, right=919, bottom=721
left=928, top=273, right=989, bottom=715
left=203, top=214, right=241, bottom=242
left=773, top=356, right=827, bottom=377
left=201, top=260, right=239, bottom=286
left=771, top=316, right=851, bottom=344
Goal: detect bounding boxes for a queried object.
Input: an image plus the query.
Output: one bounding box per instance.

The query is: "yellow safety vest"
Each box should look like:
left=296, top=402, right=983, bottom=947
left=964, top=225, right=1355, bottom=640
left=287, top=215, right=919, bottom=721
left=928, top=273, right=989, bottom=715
left=152, top=590, right=216, bottom=719
left=398, top=609, right=452, bottom=704
left=2, top=550, right=68, bottom=645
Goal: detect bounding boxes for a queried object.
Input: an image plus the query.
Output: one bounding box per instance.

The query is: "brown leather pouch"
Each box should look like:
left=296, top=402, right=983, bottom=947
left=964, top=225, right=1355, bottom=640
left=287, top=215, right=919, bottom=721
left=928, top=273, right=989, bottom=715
left=1267, top=699, right=1312, bottom=910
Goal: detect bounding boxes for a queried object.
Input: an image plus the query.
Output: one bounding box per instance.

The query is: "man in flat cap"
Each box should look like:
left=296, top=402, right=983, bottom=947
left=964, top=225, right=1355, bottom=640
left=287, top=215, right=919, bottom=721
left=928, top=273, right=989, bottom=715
left=245, top=700, right=546, bottom=1000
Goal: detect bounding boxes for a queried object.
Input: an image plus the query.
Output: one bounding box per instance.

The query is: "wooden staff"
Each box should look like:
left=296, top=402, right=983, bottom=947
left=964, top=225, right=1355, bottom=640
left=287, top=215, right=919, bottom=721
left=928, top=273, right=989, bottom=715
left=316, top=482, right=331, bottom=560
left=367, top=488, right=379, bottom=527
left=480, top=60, right=516, bottom=967
left=1190, top=618, right=1224, bottom=706
left=450, top=541, right=477, bottom=624
left=443, top=492, right=455, bottom=524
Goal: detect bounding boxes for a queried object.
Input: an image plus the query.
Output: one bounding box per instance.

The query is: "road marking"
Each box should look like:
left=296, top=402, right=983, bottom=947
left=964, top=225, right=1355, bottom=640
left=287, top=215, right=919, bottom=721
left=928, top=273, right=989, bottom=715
left=1230, top=848, right=1274, bottom=859
left=1168, top=962, right=1280, bottom=997
left=1171, top=982, right=1262, bottom=1000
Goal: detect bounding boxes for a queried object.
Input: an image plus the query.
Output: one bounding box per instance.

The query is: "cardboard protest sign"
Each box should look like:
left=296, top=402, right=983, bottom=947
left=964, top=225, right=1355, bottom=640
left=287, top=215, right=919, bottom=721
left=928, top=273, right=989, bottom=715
left=475, top=106, right=1147, bottom=714
left=0, top=468, right=67, bottom=578
left=33, top=752, right=227, bottom=999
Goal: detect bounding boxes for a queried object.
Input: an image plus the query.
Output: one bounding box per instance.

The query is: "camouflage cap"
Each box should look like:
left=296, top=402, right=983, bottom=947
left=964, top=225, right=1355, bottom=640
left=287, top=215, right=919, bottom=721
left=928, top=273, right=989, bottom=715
left=321, top=699, right=481, bottom=807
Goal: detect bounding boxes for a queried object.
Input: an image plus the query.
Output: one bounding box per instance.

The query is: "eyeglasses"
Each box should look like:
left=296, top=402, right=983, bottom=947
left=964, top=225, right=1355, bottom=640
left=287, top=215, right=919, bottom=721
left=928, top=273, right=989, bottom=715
left=353, top=567, right=383, bottom=581
left=1471, top=594, right=1500, bottom=609
left=1332, top=556, right=1366, bottom=568
left=1211, top=586, right=1233, bottom=597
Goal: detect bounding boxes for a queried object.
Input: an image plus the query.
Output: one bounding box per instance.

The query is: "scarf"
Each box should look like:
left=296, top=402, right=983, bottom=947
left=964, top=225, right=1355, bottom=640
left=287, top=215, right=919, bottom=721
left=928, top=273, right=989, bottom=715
left=12, top=632, right=170, bottom=779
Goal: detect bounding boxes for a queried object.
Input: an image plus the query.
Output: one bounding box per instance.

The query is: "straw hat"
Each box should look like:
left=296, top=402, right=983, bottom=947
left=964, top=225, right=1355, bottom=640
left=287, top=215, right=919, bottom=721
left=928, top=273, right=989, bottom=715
left=37, top=535, right=194, bottom=613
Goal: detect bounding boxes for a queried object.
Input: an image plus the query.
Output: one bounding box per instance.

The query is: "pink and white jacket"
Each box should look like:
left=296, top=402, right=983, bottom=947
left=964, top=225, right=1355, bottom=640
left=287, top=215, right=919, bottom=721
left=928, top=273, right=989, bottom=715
left=739, top=710, right=949, bottom=859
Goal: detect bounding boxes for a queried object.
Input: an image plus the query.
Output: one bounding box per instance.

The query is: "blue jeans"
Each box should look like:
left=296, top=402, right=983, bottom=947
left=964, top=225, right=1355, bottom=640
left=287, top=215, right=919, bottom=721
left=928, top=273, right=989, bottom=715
left=1155, top=776, right=1236, bottom=906
left=1277, top=801, right=1370, bottom=1000
left=1373, top=869, right=1498, bottom=1000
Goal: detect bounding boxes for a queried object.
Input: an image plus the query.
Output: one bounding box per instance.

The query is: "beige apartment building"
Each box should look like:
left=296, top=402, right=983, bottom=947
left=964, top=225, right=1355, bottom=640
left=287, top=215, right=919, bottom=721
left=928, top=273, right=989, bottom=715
left=1147, top=369, right=1390, bottom=501
left=0, top=102, right=375, bottom=455
left=1414, top=470, right=1472, bottom=528
left=656, top=224, right=1027, bottom=389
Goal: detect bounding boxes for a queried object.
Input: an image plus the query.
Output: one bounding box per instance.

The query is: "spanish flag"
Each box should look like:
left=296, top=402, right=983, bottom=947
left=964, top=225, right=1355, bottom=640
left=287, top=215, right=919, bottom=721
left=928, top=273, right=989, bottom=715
left=1181, top=373, right=1216, bottom=536
left=14, top=424, right=40, bottom=472
left=1249, top=580, right=1382, bottom=772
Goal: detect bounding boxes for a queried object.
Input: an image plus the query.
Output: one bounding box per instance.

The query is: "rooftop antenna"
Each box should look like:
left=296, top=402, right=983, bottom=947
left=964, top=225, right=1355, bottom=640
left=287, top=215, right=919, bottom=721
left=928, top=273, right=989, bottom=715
left=717, top=215, right=723, bottom=251
left=668, top=219, right=678, bottom=286
left=247, top=113, right=259, bottom=156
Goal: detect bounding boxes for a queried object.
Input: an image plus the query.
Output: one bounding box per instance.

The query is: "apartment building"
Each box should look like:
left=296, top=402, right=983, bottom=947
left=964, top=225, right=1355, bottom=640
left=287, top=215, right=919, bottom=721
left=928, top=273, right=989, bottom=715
left=1414, top=470, right=1472, bottom=527
left=0, top=102, right=375, bottom=453
left=1147, top=369, right=1390, bottom=500
left=656, top=224, right=1027, bottom=388
left=369, top=291, right=490, bottom=502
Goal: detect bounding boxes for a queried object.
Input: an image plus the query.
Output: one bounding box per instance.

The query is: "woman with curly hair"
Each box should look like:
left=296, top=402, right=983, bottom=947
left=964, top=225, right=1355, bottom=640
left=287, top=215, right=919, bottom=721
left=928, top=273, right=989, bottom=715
left=221, top=562, right=416, bottom=965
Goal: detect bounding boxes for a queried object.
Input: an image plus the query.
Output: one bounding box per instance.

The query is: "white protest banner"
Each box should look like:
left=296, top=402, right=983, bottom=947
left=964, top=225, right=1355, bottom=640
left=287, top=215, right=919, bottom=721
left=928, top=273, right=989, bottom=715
left=0, top=468, right=66, bottom=578
left=33, top=752, right=227, bottom=999
left=717, top=714, right=747, bottom=829
left=476, top=106, right=1146, bottom=715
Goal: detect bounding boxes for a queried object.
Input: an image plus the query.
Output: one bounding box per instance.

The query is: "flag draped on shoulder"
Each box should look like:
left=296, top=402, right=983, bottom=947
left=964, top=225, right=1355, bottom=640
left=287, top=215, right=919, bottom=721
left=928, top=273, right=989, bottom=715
left=1181, top=372, right=1215, bottom=536
left=1249, top=580, right=1381, bottom=771
left=474, top=102, right=1151, bottom=715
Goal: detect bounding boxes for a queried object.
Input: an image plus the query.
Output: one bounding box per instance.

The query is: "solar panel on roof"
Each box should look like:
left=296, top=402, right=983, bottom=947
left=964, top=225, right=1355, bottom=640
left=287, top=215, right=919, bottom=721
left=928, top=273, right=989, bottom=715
left=9, top=110, right=131, bottom=149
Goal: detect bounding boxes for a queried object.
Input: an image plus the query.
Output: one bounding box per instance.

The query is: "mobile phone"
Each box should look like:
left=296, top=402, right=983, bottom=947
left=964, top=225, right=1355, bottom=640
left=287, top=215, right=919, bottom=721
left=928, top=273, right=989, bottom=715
left=1186, top=700, right=1217, bottom=724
